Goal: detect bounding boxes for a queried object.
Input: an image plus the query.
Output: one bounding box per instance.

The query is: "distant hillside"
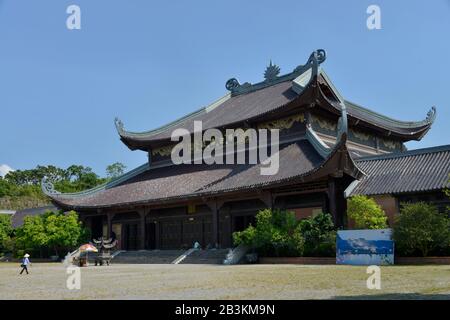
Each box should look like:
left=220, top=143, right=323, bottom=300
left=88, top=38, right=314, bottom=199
left=0, top=195, right=51, bottom=211
left=0, top=163, right=125, bottom=211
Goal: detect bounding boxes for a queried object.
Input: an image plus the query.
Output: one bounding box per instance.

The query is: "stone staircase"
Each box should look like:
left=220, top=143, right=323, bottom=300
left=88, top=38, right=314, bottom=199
left=180, top=249, right=230, bottom=264
left=111, top=250, right=185, bottom=264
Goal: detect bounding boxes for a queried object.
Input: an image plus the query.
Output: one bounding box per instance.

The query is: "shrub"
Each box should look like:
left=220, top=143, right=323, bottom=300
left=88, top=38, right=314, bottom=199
left=393, top=202, right=450, bottom=257
left=233, top=209, right=304, bottom=257
left=347, top=195, right=388, bottom=229
left=298, top=212, right=336, bottom=257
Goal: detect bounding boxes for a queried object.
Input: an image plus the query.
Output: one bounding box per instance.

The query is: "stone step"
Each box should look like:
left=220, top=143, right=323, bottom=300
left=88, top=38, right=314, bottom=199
left=181, top=249, right=229, bottom=265
left=112, top=250, right=185, bottom=264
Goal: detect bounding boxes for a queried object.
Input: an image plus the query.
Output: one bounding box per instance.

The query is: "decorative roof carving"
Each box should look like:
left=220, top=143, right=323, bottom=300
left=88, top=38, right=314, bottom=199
left=426, top=106, right=437, bottom=124
left=225, top=49, right=326, bottom=96
left=264, top=60, right=280, bottom=82
left=41, top=177, right=60, bottom=196
left=257, top=113, right=305, bottom=130
left=114, top=117, right=125, bottom=134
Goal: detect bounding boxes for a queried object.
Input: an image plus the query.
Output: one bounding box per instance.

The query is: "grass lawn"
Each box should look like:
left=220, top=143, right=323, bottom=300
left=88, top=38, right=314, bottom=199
left=0, top=263, right=449, bottom=300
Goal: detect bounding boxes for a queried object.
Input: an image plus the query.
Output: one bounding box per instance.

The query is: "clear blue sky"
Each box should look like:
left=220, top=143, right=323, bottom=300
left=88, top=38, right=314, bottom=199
left=1, top=0, right=449, bottom=176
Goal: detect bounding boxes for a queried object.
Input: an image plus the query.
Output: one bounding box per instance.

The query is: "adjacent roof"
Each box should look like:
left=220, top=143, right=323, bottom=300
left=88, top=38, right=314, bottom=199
left=11, top=205, right=57, bottom=228
left=115, top=49, right=435, bottom=151
left=349, top=145, right=450, bottom=196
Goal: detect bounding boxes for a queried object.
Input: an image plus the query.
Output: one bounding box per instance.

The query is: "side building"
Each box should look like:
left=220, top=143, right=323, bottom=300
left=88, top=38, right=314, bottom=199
left=42, top=49, right=442, bottom=251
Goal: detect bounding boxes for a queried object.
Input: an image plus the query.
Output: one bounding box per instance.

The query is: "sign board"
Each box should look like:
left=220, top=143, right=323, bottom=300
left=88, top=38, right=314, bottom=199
left=336, top=229, right=394, bottom=265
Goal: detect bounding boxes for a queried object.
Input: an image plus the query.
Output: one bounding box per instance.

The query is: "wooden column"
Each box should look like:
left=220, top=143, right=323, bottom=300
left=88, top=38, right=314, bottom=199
left=206, top=199, right=224, bottom=248
left=328, top=178, right=337, bottom=226
left=154, top=220, right=160, bottom=250
left=106, top=213, right=115, bottom=239
left=138, top=210, right=147, bottom=250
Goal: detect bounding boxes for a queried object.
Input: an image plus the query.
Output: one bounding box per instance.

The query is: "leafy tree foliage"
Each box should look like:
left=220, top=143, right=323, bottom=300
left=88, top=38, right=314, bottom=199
left=0, top=215, right=13, bottom=254
left=106, top=162, right=127, bottom=179
left=298, top=212, right=336, bottom=257
left=15, top=210, right=89, bottom=257
left=347, top=195, right=388, bottom=229
left=393, top=202, right=450, bottom=257
left=233, top=209, right=305, bottom=257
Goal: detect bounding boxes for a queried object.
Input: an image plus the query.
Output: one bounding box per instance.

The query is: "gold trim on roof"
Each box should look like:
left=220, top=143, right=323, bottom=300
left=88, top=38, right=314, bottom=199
left=350, top=128, right=371, bottom=142
left=152, top=145, right=173, bottom=157
left=311, top=115, right=337, bottom=132
left=257, top=113, right=305, bottom=130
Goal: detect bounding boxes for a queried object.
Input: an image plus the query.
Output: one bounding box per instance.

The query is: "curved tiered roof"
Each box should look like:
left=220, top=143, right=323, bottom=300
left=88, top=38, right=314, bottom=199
left=42, top=49, right=440, bottom=210
left=115, top=49, right=435, bottom=151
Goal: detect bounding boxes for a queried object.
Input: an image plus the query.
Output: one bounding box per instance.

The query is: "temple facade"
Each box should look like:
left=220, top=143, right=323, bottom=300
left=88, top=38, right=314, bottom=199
left=42, top=49, right=444, bottom=251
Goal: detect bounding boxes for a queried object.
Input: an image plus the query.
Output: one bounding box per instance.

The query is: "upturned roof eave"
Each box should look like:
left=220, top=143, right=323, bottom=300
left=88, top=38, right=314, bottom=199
left=316, top=70, right=436, bottom=141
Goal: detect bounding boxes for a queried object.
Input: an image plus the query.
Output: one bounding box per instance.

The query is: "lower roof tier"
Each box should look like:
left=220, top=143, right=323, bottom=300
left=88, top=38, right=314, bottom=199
left=44, top=137, right=361, bottom=210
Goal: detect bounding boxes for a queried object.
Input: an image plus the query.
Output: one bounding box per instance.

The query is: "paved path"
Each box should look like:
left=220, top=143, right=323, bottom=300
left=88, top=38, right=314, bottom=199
left=1, top=263, right=449, bottom=299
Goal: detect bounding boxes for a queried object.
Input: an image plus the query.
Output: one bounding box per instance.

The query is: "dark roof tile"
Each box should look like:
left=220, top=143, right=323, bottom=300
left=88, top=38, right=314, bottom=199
left=351, top=145, right=450, bottom=196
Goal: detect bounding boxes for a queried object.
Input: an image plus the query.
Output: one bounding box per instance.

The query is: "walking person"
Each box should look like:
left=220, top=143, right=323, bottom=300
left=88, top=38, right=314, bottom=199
left=19, top=253, right=31, bottom=275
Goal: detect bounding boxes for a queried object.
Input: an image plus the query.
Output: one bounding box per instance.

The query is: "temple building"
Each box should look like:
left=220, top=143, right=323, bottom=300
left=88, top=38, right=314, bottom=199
left=42, top=49, right=448, bottom=251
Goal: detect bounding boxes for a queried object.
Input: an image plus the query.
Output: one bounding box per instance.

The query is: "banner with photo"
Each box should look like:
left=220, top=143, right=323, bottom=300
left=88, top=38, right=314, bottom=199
left=336, top=229, right=394, bottom=265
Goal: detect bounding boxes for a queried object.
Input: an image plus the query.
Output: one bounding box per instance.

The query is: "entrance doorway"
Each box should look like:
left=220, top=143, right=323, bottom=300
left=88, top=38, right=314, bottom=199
left=233, top=214, right=256, bottom=232
left=91, top=216, right=104, bottom=240
left=145, top=222, right=156, bottom=250
left=124, top=223, right=139, bottom=250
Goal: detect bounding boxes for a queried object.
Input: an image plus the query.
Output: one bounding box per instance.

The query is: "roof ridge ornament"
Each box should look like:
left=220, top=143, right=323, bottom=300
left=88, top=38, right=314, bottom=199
left=41, top=177, right=60, bottom=196
left=225, top=49, right=326, bottom=96
left=115, top=117, right=125, bottom=134
left=264, top=60, right=280, bottom=82
left=426, top=106, right=436, bottom=123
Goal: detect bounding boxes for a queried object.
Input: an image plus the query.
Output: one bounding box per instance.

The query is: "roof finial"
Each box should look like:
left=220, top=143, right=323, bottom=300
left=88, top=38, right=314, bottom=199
left=264, top=60, right=280, bottom=82
left=426, top=106, right=436, bottom=123
left=115, top=117, right=125, bottom=134
left=41, top=177, right=60, bottom=196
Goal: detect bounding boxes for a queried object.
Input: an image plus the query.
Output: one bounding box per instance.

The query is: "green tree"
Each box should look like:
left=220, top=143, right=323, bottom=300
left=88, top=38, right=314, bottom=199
left=347, top=195, right=388, bottom=229
left=233, top=209, right=304, bottom=257
left=15, top=210, right=88, bottom=257
left=298, top=212, right=336, bottom=256
left=15, top=214, right=48, bottom=253
left=106, top=162, right=126, bottom=179
left=393, top=202, right=450, bottom=257
left=44, top=211, right=85, bottom=256
left=0, top=215, right=13, bottom=254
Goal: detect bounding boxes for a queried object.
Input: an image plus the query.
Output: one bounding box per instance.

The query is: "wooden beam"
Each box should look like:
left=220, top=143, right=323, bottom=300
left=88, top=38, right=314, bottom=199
left=258, top=190, right=273, bottom=208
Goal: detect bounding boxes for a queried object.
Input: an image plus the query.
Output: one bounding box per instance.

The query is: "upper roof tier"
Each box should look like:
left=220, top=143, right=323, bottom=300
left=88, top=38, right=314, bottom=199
left=115, top=49, right=436, bottom=151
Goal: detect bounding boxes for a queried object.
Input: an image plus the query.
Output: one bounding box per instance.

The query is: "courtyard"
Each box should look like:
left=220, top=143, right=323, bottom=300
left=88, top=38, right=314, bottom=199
left=0, top=263, right=449, bottom=300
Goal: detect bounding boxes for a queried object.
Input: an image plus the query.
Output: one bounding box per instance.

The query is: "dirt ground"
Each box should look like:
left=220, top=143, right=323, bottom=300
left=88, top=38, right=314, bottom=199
left=1, top=263, right=449, bottom=300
